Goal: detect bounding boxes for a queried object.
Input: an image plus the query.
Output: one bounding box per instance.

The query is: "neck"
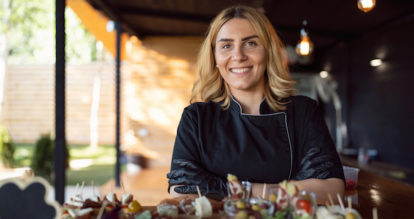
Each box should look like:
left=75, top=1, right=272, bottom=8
left=231, top=90, right=264, bottom=115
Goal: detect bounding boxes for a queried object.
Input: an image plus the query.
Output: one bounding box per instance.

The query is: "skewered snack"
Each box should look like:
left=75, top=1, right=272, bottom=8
left=224, top=174, right=276, bottom=218
left=316, top=205, right=362, bottom=219
left=158, top=196, right=223, bottom=214
left=62, top=190, right=143, bottom=219
left=194, top=196, right=213, bottom=218
left=227, top=174, right=244, bottom=199
left=157, top=203, right=179, bottom=218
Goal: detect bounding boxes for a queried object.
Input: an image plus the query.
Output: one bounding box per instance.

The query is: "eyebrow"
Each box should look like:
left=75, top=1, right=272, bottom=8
left=217, top=35, right=259, bottom=42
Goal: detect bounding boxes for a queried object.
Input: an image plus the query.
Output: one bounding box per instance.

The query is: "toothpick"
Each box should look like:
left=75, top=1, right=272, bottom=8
left=372, top=207, right=378, bottom=219
left=80, top=181, right=85, bottom=200
left=196, top=186, right=202, bottom=198
left=262, top=183, right=267, bottom=199
left=97, top=201, right=108, bottom=219
left=328, top=193, right=334, bottom=206
left=347, top=196, right=352, bottom=210
left=337, top=193, right=345, bottom=211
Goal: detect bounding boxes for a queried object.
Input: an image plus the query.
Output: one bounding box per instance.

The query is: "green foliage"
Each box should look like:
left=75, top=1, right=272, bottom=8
left=0, top=124, right=15, bottom=168
left=30, top=134, right=54, bottom=182
left=1, top=0, right=106, bottom=64
left=30, top=134, right=71, bottom=182
left=2, top=0, right=55, bottom=63
left=14, top=144, right=116, bottom=185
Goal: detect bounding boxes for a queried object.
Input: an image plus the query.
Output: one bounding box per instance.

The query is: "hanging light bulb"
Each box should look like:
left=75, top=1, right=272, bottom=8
left=296, top=20, right=314, bottom=56
left=357, top=0, right=376, bottom=13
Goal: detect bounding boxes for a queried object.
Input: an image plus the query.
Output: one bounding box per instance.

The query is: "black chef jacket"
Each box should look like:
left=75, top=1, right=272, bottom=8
left=169, top=95, right=344, bottom=186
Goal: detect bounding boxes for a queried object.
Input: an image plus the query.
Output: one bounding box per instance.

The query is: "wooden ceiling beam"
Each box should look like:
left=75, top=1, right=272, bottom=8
left=117, top=5, right=214, bottom=23
left=85, top=0, right=141, bottom=37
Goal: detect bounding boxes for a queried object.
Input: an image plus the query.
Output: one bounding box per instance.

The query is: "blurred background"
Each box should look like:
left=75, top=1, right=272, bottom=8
left=1, top=0, right=414, bottom=205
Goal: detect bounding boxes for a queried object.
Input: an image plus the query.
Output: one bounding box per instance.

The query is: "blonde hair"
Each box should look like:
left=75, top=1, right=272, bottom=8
left=191, top=5, right=295, bottom=111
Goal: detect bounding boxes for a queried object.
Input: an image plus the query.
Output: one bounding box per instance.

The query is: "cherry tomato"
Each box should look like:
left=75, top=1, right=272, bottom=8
left=346, top=179, right=356, bottom=189
left=296, top=199, right=312, bottom=214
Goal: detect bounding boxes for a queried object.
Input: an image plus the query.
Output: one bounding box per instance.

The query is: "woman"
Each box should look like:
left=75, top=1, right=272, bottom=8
left=167, top=5, right=344, bottom=204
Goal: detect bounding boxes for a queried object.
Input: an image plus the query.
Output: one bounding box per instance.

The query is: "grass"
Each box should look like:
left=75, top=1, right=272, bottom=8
left=8, top=144, right=124, bottom=186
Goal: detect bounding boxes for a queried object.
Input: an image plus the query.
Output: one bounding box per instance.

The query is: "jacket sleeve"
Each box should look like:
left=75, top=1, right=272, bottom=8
left=169, top=107, right=201, bottom=172
left=167, top=107, right=200, bottom=192
left=294, top=99, right=345, bottom=182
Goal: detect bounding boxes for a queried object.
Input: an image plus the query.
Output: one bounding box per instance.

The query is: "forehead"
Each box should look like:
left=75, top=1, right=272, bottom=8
left=216, top=18, right=257, bottom=40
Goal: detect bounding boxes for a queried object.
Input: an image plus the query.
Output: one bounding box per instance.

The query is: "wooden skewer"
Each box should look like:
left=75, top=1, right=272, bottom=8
left=80, top=181, right=85, bottom=200
left=328, top=193, right=334, bottom=206
left=337, top=193, right=345, bottom=211
left=196, top=185, right=202, bottom=198
left=373, top=207, right=378, bottom=219
left=262, top=183, right=267, bottom=199
left=97, top=201, right=108, bottom=219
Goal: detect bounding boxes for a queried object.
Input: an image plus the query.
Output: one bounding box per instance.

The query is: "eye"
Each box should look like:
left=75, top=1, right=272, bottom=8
left=221, top=44, right=231, bottom=49
left=245, top=41, right=258, bottom=47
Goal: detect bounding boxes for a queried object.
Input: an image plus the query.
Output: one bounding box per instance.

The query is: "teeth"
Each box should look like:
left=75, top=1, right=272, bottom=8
left=231, top=68, right=250, bottom=73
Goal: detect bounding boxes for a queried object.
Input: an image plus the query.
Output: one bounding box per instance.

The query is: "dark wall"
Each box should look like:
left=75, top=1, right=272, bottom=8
left=320, top=17, right=414, bottom=169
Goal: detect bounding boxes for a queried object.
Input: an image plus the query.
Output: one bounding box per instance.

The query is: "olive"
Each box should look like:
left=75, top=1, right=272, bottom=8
left=345, top=212, right=357, bottom=219
left=236, top=200, right=247, bottom=209
left=128, top=200, right=142, bottom=213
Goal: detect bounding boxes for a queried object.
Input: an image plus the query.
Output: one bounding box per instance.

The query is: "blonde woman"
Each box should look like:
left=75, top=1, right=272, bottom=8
left=167, top=5, right=344, bottom=204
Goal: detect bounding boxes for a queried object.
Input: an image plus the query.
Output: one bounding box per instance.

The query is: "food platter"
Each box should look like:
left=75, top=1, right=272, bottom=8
left=0, top=174, right=365, bottom=219
left=60, top=174, right=363, bottom=219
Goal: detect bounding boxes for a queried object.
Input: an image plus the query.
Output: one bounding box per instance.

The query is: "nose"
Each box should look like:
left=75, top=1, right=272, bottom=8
left=231, top=47, right=247, bottom=61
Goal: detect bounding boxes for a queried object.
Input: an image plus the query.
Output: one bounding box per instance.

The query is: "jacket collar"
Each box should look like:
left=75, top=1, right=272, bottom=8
left=229, top=96, right=275, bottom=115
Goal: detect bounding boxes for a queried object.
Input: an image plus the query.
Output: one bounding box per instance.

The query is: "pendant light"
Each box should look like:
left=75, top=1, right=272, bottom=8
left=357, top=0, right=376, bottom=13
left=296, top=20, right=313, bottom=56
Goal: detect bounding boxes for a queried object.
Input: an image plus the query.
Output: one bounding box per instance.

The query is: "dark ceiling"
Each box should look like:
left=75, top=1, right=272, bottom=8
left=86, top=0, right=414, bottom=55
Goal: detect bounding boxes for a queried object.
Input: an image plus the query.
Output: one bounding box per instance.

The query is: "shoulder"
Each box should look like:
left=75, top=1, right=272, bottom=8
left=285, top=95, right=319, bottom=111
left=183, top=101, right=222, bottom=117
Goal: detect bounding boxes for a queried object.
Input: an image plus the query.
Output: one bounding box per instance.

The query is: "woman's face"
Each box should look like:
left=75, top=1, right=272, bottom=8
left=214, top=18, right=267, bottom=94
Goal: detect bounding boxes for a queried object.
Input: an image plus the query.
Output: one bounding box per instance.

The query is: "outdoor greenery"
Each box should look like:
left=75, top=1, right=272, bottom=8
left=30, top=134, right=55, bottom=182
left=1, top=0, right=104, bottom=64
left=0, top=123, right=14, bottom=168
left=0, top=0, right=117, bottom=186
left=11, top=143, right=118, bottom=186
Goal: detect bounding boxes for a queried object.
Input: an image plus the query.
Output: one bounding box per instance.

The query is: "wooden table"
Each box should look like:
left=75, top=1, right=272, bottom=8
left=146, top=168, right=414, bottom=218
left=348, top=169, right=414, bottom=219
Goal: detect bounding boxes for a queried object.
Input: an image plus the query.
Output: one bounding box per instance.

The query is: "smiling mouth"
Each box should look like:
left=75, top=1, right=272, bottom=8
left=230, top=67, right=252, bottom=74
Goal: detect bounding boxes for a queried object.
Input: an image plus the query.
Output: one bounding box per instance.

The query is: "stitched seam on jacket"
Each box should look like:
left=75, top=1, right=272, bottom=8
left=283, top=112, right=293, bottom=180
